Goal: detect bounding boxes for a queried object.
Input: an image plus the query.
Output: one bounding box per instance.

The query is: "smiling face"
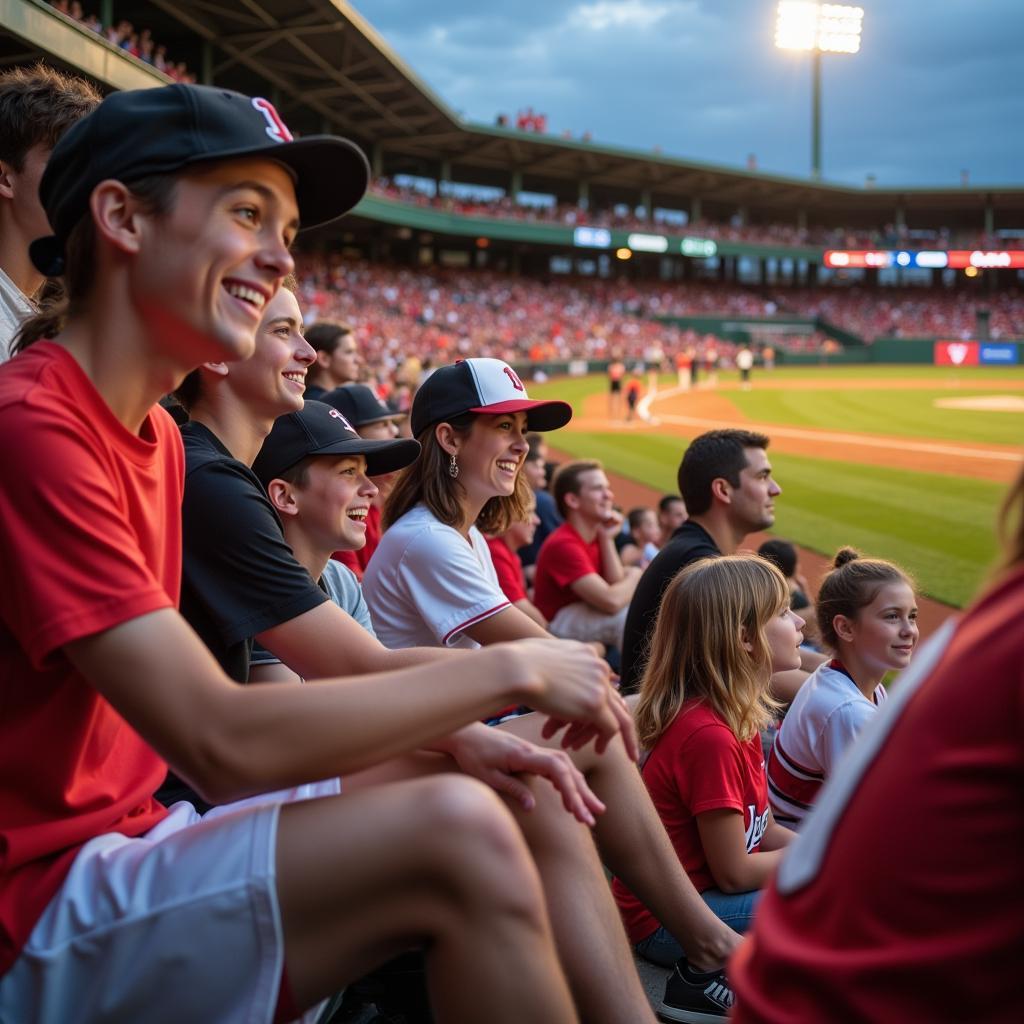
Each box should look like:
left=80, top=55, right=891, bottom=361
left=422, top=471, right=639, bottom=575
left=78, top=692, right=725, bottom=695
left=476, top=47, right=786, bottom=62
left=505, top=501, right=540, bottom=549
left=225, top=286, right=314, bottom=420
left=567, top=468, right=615, bottom=526
left=292, top=453, right=379, bottom=553
left=450, top=411, right=529, bottom=511
left=763, top=603, right=806, bottom=674
left=839, top=581, right=919, bottom=674
left=727, top=447, right=781, bottom=534
left=132, top=157, right=299, bottom=372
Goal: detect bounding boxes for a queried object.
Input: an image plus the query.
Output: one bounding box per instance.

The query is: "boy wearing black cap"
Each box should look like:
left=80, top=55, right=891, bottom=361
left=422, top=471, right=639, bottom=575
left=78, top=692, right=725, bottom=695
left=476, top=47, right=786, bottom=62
left=0, top=83, right=608, bottom=1023
left=322, top=382, right=407, bottom=577
left=247, top=400, right=420, bottom=680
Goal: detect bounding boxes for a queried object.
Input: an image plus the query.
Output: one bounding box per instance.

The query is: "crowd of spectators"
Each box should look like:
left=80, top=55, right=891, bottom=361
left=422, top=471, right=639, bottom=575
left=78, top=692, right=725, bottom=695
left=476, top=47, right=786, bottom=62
left=369, top=180, right=1024, bottom=252
left=295, top=258, right=757, bottom=385
left=48, top=2, right=196, bottom=82
left=296, top=257, right=1024, bottom=379
left=757, top=286, right=1024, bottom=342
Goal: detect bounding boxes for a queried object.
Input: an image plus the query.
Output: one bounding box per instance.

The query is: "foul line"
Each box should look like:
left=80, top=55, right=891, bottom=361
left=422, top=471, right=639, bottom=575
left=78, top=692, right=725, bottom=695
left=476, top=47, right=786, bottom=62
left=637, top=385, right=1022, bottom=463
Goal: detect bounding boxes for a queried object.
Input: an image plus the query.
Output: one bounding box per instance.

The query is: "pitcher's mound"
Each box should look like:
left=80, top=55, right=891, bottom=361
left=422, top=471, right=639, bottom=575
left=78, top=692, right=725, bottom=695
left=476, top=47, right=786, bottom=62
left=934, top=395, right=1024, bottom=412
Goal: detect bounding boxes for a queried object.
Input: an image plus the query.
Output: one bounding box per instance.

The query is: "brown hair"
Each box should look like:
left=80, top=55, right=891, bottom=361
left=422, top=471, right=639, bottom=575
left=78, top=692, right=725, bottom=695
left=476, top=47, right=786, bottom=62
left=0, top=63, right=100, bottom=172
left=551, top=459, right=602, bottom=519
left=384, top=413, right=533, bottom=535
left=677, top=429, right=770, bottom=515
left=173, top=274, right=299, bottom=412
left=816, top=548, right=915, bottom=651
left=635, top=555, right=786, bottom=746
left=11, top=174, right=179, bottom=355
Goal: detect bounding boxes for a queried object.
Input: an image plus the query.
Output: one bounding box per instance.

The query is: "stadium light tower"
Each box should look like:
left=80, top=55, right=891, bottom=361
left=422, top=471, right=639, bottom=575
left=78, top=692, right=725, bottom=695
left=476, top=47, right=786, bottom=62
left=775, top=2, right=863, bottom=179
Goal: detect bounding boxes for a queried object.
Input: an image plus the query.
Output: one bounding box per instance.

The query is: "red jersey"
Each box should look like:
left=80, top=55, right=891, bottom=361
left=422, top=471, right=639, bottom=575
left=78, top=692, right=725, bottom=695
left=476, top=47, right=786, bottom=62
left=732, top=566, right=1024, bottom=1022
left=613, top=700, right=770, bottom=944
left=333, top=503, right=382, bottom=580
left=484, top=536, right=528, bottom=604
left=0, top=343, right=181, bottom=975
left=534, top=522, right=602, bottom=622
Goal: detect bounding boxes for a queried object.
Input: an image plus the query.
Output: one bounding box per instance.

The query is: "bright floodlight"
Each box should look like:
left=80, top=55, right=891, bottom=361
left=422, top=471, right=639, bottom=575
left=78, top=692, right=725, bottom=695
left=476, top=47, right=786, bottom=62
left=775, top=2, right=863, bottom=54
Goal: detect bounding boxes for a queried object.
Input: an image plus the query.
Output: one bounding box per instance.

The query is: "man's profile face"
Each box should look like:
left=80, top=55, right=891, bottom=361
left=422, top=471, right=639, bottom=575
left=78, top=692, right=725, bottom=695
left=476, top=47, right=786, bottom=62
left=727, top=447, right=781, bottom=534
left=1, top=143, right=53, bottom=243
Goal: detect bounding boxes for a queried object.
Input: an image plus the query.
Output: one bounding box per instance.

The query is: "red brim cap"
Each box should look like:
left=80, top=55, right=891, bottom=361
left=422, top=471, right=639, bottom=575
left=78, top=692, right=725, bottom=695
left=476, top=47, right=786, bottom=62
left=468, top=398, right=573, bottom=432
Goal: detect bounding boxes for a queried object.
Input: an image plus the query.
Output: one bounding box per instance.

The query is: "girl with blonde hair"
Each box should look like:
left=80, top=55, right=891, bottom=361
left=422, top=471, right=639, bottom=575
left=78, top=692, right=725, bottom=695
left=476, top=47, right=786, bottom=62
left=614, top=555, right=801, bottom=965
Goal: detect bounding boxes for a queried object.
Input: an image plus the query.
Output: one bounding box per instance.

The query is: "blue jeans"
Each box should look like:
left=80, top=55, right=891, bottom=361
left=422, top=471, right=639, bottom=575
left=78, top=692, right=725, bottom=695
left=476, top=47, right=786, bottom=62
left=634, top=888, right=762, bottom=967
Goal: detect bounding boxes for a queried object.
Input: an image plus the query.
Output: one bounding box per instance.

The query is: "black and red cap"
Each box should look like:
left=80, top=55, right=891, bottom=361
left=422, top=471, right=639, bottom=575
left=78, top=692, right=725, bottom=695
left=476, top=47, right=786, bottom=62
left=322, top=384, right=405, bottom=427
left=253, top=401, right=420, bottom=487
left=30, top=83, right=369, bottom=276
left=410, top=358, right=573, bottom=438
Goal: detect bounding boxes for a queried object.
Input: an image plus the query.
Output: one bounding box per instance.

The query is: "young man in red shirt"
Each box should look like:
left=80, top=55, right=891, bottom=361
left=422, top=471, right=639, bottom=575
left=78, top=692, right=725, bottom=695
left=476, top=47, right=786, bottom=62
left=0, top=83, right=617, bottom=1024
left=534, top=460, right=641, bottom=648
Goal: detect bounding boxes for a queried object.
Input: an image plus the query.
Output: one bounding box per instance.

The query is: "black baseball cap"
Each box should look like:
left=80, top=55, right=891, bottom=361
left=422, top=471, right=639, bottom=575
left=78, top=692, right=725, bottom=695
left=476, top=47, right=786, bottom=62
left=253, top=401, right=420, bottom=486
left=30, top=83, right=369, bottom=276
left=410, top=358, right=572, bottom=438
left=322, top=384, right=406, bottom=427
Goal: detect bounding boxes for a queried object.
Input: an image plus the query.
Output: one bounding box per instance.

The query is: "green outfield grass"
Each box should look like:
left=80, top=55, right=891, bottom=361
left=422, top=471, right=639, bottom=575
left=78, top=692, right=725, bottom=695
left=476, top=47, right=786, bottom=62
left=528, top=367, right=1019, bottom=607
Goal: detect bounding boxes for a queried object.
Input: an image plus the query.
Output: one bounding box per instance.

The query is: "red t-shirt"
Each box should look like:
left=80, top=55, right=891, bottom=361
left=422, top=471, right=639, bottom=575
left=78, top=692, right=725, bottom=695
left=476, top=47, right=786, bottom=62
left=613, top=700, right=770, bottom=944
left=533, top=522, right=602, bottom=622
left=732, top=567, right=1024, bottom=1022
left=333, top=503, right=382, bottom=580
left=0, top=343, right=181, bottom=975
left=484, top=536, right=528, bottom=604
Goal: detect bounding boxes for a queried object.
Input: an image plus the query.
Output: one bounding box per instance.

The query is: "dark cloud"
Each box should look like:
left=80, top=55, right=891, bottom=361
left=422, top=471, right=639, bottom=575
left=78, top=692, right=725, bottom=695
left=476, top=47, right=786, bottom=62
left=352, top=0, right=1024, bottom=186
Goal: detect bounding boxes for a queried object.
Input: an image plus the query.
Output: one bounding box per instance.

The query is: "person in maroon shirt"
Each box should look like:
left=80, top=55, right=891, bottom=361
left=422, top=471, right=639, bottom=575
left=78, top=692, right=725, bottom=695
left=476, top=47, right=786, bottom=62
left=731, top=467, right=1024, bottom=1023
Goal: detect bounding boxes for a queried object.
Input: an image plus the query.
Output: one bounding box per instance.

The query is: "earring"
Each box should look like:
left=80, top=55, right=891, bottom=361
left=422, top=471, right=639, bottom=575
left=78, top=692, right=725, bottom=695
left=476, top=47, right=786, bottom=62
left=448, top=453, right=459, bottom=479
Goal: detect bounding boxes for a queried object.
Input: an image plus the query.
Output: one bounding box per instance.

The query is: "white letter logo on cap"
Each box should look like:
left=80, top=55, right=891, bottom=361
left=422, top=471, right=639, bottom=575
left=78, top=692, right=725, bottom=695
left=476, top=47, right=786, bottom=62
left=328, top=408, right=354, bottom=431
left=251, top=97, right=293, bottom=143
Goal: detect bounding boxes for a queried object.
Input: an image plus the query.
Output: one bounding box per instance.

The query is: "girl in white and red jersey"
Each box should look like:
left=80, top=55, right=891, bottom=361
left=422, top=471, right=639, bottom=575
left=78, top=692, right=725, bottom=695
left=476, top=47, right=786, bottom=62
left=766, top=548, right=918, bottom=828
left=614, top=555, right=801, bottom=963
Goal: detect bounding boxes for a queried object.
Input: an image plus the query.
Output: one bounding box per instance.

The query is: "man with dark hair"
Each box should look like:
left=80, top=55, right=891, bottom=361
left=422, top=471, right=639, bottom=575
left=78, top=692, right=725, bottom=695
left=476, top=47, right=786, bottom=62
left=621, top=429, right=792, bottom=692
left=657, top=493, right=687, bottom=547
left=304, top=318, right=359, bottom=398
left=0, top=63, right=100, bottom=354
left=534, top=460, right=641, bottom=647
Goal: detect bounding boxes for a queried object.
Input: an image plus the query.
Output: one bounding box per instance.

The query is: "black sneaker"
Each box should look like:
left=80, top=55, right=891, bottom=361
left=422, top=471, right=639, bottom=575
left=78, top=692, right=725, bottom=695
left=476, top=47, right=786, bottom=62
left=657, top=957, right=734, bottom=1022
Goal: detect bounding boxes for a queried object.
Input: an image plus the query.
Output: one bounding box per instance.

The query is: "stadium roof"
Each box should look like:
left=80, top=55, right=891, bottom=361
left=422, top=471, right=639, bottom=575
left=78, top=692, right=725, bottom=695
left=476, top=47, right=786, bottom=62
left=5, top=0, right=1024, bottom=221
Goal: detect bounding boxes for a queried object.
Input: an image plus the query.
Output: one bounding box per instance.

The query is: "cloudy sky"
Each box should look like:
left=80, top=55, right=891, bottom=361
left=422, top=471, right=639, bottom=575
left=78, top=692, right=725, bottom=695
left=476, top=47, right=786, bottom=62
left=352, top=0, right=1024, bottom=188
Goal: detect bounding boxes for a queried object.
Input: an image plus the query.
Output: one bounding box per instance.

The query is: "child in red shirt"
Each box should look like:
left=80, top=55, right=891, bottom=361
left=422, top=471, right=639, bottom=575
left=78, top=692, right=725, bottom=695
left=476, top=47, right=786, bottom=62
left=614, top=555, right=800, bottom=968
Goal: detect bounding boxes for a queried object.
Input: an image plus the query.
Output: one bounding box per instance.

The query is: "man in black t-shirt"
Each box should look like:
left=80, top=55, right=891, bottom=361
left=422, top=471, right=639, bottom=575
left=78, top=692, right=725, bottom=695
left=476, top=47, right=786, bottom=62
left=621, top=429, right=792, bottom=693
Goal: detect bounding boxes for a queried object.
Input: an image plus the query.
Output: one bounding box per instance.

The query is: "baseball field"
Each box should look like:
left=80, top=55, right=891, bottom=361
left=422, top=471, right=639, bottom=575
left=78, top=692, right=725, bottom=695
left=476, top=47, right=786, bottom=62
left=530, top=364, right=1024, bottom=613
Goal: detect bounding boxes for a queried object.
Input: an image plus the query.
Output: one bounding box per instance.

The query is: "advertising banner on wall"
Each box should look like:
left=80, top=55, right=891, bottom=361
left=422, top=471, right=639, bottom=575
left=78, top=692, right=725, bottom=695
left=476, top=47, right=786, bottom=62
left=933, top=341, right=980, bottom=366
left=979, top=343, right=1020, bottom=365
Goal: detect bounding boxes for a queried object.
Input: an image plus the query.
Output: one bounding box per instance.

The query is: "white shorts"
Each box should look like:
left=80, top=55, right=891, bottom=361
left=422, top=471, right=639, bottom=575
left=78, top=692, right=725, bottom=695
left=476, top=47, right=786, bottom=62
left=549, top=601, right=629, bottom=648
left=0, top=778, right=341, bottom=1024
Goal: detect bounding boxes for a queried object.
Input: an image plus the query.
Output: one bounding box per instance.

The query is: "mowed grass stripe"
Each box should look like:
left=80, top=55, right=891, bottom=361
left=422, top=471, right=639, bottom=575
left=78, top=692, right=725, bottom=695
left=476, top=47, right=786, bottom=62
left=724, top=387, right=1024, bottom=446
left=546, top=428, right=1003, bottom=607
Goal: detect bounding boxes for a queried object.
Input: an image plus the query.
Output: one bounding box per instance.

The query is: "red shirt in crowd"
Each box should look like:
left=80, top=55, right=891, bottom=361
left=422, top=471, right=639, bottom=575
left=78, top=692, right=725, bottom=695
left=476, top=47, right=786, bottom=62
left=613, top=700, right=770, bottom=944
left=0, top=343, right=181, bottom=974
left=732, top=566, right=1024, bottom=1022
left=533, top=522, right=602, bottom=622
left=484, top=536, right=528, bottom=604
left=333, top=503, right=382, bottom=580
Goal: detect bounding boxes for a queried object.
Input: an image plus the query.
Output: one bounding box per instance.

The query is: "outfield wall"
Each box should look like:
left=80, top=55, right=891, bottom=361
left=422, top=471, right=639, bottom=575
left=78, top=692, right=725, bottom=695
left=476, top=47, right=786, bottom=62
left=510, top=339, right=1024, bottom=377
